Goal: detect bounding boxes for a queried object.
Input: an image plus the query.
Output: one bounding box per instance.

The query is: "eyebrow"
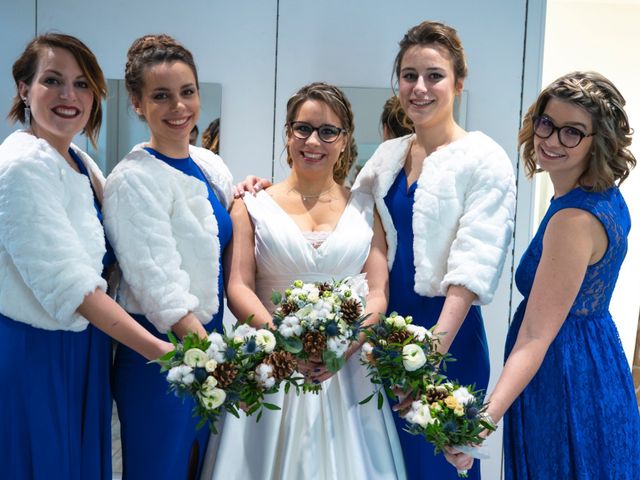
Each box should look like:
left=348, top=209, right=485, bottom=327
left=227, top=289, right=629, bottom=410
left=544, top=114, right=589, bottom=130
left=42, top=69, right=87, bottom=80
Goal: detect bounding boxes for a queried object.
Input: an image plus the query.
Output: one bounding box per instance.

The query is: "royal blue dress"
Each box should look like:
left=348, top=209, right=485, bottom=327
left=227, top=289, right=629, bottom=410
left=504, top=187, right=640, bottom=479
left=0, top=148, right=113, bottom=480
left=112, top=148, right=232, bottom=480
left=385, top=169, right=489, bottom=480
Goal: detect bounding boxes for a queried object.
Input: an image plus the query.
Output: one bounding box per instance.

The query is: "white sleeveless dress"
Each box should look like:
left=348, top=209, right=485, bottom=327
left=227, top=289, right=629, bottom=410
left=201, top=190, right=405, bottom=480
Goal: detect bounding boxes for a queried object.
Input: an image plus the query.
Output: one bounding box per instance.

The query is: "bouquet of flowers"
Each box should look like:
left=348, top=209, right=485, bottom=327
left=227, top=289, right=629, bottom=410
left=359, top=312, right=447, bottom=408
left=404, top=381, right=496, bottom=478
left=157, top=323, right=305, bottom=431
left=271, top=275, right=369, bottom=383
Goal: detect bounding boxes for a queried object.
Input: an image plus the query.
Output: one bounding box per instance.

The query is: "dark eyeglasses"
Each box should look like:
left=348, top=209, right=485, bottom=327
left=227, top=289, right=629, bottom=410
left=288, top=121, right=346, bottom=143
left=533, top=115, right=595, bottom=148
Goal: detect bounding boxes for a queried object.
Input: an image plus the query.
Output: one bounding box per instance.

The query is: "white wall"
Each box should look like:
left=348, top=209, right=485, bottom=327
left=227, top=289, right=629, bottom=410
left=542, top=0, right=640, bottom=367
left=0, top=2, right=546, bottom=478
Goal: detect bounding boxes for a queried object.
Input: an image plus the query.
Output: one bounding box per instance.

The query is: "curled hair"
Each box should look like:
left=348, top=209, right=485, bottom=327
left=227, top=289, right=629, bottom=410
left=519, top=71, right=636, bottom=191
left=381, top=95, right=413, bottom=139
left=125, top=34, right=199, bottom=103
left=202, top=118, right=220, bottom=154
left=393, top=20, right=467, bottom=85
left=8, top=33, right=106, bottom=147
left=285, top=82, right=356, bottom=184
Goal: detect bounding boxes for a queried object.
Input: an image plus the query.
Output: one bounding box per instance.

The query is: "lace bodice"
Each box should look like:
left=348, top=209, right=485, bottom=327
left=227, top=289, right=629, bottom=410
left=514, top=187, right=629, bottom=320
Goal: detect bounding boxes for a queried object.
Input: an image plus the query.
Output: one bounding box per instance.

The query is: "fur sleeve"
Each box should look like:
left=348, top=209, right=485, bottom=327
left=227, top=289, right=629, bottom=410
left=103, top=166, right=199, bottom=333
left=442, top=142, right=516, bottom=305
left=0, top=159, right=106, bottom=326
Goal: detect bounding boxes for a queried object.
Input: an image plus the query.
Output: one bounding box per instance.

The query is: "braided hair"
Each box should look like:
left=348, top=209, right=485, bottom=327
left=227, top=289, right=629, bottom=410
left=124, top=34, right=199, bottom=105
left=519, top=71, right=635, bottom=191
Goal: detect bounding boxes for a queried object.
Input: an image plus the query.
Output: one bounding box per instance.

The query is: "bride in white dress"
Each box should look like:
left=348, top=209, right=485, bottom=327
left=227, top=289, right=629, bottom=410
left=201, top=83, right=405, bottom=480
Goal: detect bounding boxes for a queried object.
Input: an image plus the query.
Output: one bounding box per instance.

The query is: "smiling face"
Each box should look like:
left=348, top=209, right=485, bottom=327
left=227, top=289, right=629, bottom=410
left=18, top=46, right=94, bottom=153
left=287, top=99, right=347, bottom=179
left=397, top=44, right=462, bottom=131
left=534, top=97, right=594, bottom=184
left=133, top=61, right=200, bottom=157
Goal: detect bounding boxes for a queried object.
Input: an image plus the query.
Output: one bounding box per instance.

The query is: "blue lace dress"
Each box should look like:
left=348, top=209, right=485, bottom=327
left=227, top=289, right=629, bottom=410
left=504, top=186, right=640, bottom=479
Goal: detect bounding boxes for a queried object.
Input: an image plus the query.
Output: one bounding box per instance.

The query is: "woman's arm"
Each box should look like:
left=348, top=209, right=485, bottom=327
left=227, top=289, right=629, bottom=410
left=77, top=288, right=172, bottom=360
left=223, top=199, right=273, bottom=328
left=432, top=285, right=477, bottom=354
left=445, top=208, right=604, bottom=471
left=485, top=208, right=603, bottom=422
left=360, top=210, right=389, bottom=328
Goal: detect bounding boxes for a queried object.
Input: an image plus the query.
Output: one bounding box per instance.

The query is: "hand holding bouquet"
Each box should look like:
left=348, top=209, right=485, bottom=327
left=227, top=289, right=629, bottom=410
left=360, top=312, right=447, bottom=408
left=156, top=324, right=305, bottom=431
left=404, top=381, right=496, bottom=477
left=271, top=275, right=369, bottom=386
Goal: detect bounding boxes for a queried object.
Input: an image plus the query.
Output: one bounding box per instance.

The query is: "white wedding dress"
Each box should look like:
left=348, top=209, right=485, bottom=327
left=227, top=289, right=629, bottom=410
left=201, top=190, right=405, bottom=480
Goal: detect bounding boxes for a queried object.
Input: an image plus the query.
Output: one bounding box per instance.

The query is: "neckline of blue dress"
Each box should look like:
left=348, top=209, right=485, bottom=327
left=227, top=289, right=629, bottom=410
left=144, top=146, right=190, bottom=162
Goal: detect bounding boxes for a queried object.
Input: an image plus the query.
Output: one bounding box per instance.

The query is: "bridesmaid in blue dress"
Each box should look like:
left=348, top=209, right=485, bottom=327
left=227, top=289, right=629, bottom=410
left=0, top=34, right=171, bottom=480
left=446, top=71, right=640, bottom=478
left=103, top=34, right=233, bottom=480
left=351, top=21, right=516, bottom=480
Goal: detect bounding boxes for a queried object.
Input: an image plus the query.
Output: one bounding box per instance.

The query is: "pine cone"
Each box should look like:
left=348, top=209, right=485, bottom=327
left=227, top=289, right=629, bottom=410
left=302, top=331, right=326, bottom=356
left=317, top=282, right=332, bottom=295
left=340, top=298, right=362, bottom=324
left=280, top=300, right=298, bottom=316
left=212, top=362, right=238, bottom=389
left=264, top=351, right=298, bottom=380
left=424, top=384, right=449, bottom=403
left=387, top=329, right=413, bottom=345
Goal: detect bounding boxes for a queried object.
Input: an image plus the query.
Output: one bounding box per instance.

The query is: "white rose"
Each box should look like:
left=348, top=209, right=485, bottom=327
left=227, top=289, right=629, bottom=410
left=452, top=387, right=475, bottom=406
left=402, top=344, right=427, bottom=372
left=406, top=324, right=430, bottom=342
left=306, top=286, right=320, bottom=302
left=205, top=359, right=218, bottom=373
left=198, top=388, right=226, bottom=410
left=393, top=315, right=407, bottom=328
left=255, top=329, right=276, bottom=353
left=201, top=375, right=219, bottom=394
left=183, top=348, right=209, bottom=368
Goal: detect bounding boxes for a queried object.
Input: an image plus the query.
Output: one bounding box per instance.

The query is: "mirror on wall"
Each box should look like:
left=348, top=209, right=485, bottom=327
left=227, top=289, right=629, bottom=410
left=87, top=80, right=222, bottom=175
left=340, top=86, right=468, bottom=183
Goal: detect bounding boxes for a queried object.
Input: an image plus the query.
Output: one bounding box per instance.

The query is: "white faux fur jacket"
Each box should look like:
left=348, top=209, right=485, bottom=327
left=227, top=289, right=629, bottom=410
left=0, top=131, right=108, bottom=331
left=103, top=144, right=233, bottom=333
left=351, top=132, right=516, bottom=305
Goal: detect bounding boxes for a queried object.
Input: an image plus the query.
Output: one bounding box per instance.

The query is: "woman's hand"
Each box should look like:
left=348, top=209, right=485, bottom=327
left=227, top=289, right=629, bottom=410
left=391, top=386, right=415, bottom=414
left=233, top=175, right=272, bottom=198
left=444, top=446, right=475, bottom=475
left=298, top=356, right=334, bottom=384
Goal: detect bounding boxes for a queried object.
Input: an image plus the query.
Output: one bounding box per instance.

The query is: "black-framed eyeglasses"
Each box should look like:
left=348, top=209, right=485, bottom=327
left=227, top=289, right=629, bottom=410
left=288, top=121, right=346, bottom=143
left=533, top=115, right=595, bottom=148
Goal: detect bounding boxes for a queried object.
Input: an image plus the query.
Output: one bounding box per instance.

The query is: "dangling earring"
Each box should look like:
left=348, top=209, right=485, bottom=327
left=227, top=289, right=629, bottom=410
left=23, top=99, right=31, bottom=128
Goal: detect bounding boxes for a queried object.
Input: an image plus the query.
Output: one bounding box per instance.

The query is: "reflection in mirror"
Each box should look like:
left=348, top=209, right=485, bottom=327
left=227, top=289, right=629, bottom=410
left=340, top=87, right=468, bottom=183
left=88, top=80, right=222, bottom=175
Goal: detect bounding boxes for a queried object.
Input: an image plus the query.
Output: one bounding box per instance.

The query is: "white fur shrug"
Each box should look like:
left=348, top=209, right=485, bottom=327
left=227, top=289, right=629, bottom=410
left=0, top=131, right=108, bottom=331
left=351, top=132, right=516, bottom=305
left=103, top=144, right=233, bottom=333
